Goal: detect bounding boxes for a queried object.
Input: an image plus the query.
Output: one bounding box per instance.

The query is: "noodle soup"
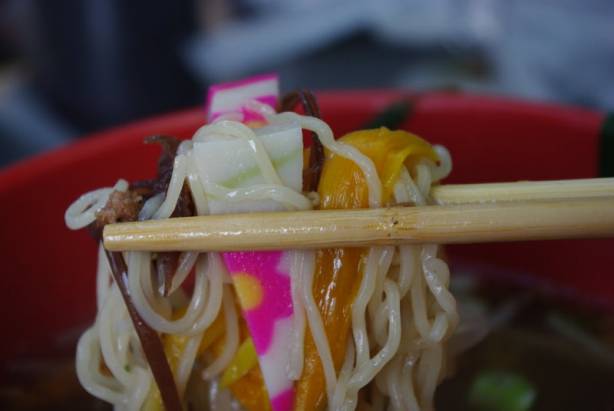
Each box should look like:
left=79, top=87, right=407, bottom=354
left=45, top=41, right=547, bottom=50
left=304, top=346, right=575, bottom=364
left=1, top=87, right=611, bottom=411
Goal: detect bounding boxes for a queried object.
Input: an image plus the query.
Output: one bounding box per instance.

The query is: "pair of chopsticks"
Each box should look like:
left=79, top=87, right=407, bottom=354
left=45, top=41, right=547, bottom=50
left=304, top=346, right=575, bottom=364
left=103, top=178, right=614, bottom=252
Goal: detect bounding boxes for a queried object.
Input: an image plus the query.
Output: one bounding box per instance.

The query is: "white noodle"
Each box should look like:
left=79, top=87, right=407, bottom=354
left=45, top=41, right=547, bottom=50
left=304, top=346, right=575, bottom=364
left=186, top=151, right=209, bottom=215
left=168, top=251, right=199, bottom=295
left=330, top=339, right=355, bottom=410
left=127, top=251, right=210, bottom=335
left=287, top=250, right=309, bottom=380
left=189, top=253, right=225, bottom=334
left=96, top=243, right=112, bottom=311
left=176, top=332, right=205, bottom=396
left=152, top=155, right=187, bottom=219
left=431, top=145, right=452, bottom=182
left=138, top=193, right=165, bottom=221
left=352, top=247, right=381, bottom=366
left=76, top=326, right=124, bottom=404
left=203, top=181, right=312, bottom=210
left=343, top=280, right=401, bottom=408
left=301, top=250, right=337, bottom=402
left=65, top=179, right=128, bottom=229
left=98, top=288, right=132, bottom=387
left=202, top=286, right=239, bottom=379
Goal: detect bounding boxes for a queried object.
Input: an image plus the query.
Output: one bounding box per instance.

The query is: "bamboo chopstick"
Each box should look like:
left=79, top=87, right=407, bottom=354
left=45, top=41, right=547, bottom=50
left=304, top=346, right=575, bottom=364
left=431, top=178, right=614, bottom=204
left=104, top=197, right=614, bottom=252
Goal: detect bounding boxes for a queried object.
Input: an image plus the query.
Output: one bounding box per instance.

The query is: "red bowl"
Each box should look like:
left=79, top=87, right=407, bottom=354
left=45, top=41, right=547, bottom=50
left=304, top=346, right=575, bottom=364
left=0, top=90, right=610, bottom=369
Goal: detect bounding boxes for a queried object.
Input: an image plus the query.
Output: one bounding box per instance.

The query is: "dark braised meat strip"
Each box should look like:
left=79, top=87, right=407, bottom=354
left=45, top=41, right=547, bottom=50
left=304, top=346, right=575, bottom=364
left=105, top=251, right=182, bottom=411
left=130, top=135, right=196, bottom=296
left=278, top=90, right=324, bottom=192
left=84, top=135, right=187, bottom=411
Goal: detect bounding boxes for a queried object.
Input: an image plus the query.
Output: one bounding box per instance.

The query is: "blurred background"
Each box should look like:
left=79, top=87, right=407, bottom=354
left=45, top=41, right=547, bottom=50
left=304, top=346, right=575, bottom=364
left=0, top=0, right=612, bottom=167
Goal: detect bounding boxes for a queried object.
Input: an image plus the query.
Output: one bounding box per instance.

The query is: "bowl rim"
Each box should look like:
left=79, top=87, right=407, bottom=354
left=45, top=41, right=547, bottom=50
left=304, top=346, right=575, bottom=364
left=0, top=89, right=603, bottom=192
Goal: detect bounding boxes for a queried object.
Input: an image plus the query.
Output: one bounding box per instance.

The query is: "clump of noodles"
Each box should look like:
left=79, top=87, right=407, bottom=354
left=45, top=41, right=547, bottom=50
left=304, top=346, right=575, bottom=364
left=66, top=111, right=317, bottom=409
left=66, top=104, right=456, bottom=411
left=264, top=111, right=457, bottom=411
left=366, top=148, right=456, bottom=411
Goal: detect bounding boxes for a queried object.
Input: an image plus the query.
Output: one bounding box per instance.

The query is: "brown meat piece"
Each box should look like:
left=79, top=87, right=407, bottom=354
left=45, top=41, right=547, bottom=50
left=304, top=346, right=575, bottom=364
left=87, top=189, right=142, bottom=241
left=95, top=190, right=143, bottom=225
left=131, top=135, right=181, bottom=199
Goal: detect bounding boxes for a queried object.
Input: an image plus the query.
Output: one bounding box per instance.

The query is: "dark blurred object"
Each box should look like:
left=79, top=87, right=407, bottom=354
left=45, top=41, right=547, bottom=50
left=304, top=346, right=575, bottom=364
left=1, top=0, right=613, bottom=168
left=188, top=0, right=614, bottom=111
left=0, top=0, right=203, bottom=167
left=16, top=0, right=201, bottom=130
left=0, top=357, right=110, bottom=410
